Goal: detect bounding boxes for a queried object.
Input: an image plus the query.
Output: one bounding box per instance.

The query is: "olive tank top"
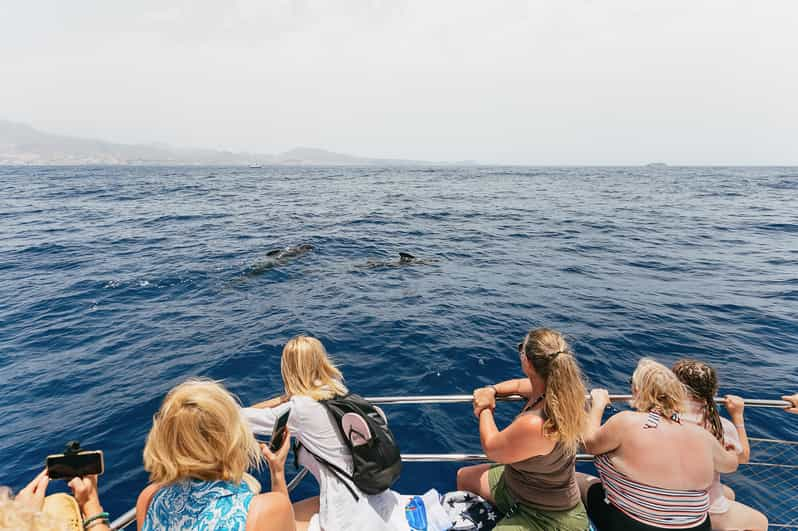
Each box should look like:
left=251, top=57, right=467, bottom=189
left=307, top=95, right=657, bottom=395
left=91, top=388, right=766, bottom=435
left=502, top=408, right=581, bottom=511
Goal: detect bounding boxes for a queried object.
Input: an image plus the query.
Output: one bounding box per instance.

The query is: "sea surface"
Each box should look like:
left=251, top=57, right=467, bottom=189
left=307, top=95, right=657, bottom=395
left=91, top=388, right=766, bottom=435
left=1, top=166, right=797, bottom=524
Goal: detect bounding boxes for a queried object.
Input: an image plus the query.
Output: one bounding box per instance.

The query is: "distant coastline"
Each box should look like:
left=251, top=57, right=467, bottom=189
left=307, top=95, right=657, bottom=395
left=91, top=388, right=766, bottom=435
left=0, top=120, right=433, bottom=167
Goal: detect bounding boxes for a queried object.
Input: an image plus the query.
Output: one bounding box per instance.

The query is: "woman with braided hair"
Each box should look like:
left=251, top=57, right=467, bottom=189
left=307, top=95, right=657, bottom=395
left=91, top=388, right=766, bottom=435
left=672, top=359, right=767, bottom=531
left=456, top=328, right=590, bottom=531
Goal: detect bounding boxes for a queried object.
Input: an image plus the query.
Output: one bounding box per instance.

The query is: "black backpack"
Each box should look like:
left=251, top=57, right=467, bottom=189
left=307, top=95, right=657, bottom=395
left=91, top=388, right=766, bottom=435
left=296, top=393, right=402, bottom=500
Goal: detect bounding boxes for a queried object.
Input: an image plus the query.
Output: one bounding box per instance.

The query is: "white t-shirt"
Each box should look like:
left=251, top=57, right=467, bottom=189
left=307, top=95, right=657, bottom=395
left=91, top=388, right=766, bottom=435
left=682, top=400, right=743, bottom=514
left=242, top=395, right=410, bottom=531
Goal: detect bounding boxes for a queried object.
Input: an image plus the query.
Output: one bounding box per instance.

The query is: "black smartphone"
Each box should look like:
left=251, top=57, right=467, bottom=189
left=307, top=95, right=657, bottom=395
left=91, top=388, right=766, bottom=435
left=46, top=450, right=104, bottom=480
left=269, top=410, right=291, bottom=452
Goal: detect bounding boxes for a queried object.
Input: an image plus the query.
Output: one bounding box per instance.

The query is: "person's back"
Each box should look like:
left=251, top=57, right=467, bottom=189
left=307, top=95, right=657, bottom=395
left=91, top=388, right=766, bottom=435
left=503, top=438, right=580, bottom=510
left=142, top=478, right=254, bottom=530
left=606, top=410, right=714, bottom=490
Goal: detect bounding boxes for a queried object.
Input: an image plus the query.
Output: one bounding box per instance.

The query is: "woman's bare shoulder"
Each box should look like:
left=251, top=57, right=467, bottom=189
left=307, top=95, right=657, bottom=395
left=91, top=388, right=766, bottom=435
left=606, top=410, right=639, bottom=425
left=136, top=483, right=165, bottom=528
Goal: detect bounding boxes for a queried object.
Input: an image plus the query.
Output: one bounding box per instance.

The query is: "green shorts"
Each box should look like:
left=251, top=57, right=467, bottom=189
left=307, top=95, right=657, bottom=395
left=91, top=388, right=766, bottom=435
left=488, top=465, right=589, bottom=531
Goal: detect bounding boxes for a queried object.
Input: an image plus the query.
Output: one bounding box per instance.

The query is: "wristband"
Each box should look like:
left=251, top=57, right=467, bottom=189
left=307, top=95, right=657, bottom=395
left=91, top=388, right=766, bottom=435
left=83, top=512, right=110, bottom=527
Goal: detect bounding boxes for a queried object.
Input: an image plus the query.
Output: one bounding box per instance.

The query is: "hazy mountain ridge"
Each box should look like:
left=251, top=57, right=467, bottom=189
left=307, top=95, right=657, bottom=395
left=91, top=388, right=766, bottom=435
left=0, top=120, right=427, bottom=166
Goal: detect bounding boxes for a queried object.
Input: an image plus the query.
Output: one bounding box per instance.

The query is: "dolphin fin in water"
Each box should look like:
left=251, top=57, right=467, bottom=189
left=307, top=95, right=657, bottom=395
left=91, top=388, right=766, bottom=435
left=266, top=249, right=282, bottom=257
left=399, top=252, right=416, bottom=262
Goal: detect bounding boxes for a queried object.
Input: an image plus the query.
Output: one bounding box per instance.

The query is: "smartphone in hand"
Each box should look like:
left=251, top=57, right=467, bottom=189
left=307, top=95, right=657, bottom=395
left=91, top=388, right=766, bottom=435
left=46, top=450, right=104, bottom=480
left=269, top=410, right=291, bottom=452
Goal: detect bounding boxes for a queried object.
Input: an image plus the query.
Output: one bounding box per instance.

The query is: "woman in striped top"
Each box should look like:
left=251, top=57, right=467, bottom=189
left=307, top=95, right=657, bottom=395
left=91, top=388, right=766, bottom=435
left=577, top=359, right=739, bottom=531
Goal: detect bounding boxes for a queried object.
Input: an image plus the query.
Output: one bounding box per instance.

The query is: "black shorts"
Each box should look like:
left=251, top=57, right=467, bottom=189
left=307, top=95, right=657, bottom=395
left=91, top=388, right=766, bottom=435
left=586, top=483, right=711, bottom=531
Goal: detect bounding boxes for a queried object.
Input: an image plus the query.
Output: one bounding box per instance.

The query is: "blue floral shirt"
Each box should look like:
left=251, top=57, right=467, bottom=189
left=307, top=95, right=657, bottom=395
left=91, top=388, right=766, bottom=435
left=143, top=479, right=254, bottom=530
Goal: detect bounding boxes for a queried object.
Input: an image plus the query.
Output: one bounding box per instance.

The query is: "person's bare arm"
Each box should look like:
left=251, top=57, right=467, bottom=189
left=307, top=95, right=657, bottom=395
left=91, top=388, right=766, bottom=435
left=251, top=395, right=289, bottom=409
left=724, top=395, right=750, bottom=464
left=711, top=432, right=739, bottom=474
left=582, top=389, right=625, bottom=456
left=69, top=475, right=110, bottom=531
left=488, top=378, right=534, bottom=399
left=478, top=408, right=553, bottom=463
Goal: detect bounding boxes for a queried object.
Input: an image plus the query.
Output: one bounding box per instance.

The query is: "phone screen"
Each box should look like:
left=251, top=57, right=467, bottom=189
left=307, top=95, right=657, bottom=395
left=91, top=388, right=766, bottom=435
left=46, top=451, right=104, bottom=480
left=269, top=410, right=291, bottom=452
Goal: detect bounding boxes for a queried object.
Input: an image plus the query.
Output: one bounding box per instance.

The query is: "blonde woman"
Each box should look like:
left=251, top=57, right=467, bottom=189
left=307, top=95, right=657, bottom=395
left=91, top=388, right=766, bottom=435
left=672, top=359, right=767, bottom=531
left=455, top=328, right=590, bottom=531
left=580, top=359, right=739, bottom=531
left=136, top=379, right=295, bottom=531
left=243, top=335, right=408, bottom=531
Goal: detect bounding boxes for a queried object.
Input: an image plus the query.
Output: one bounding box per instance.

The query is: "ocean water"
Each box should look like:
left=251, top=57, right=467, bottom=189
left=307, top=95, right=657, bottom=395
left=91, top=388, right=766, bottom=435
left=1, top=165, right=797, bottom=523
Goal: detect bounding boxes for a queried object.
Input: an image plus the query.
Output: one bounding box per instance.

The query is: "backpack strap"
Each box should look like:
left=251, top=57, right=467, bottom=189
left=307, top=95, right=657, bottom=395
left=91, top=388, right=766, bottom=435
left=293, top=440, right=360, bottom=502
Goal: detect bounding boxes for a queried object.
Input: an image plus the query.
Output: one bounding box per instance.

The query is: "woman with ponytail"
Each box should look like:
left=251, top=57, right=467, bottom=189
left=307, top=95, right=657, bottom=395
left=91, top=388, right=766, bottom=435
left=672, top=359, right=767, bottom=531
left=456, top=328, right=589, bottom=531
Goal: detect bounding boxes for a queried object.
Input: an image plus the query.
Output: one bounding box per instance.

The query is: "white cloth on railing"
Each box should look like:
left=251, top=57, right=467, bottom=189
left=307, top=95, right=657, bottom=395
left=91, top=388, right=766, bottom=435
left=243, top=396, right=410, bottom=531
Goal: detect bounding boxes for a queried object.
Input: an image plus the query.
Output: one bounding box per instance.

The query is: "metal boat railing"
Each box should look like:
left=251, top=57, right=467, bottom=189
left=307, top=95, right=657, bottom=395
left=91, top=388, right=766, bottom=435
left=108, top=393, right=793, bottom=530
left=368, top=394, right=791, bottom=408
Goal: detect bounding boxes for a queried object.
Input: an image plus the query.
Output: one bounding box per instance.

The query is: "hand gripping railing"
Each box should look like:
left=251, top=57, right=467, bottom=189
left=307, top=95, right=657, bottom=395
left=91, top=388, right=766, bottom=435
left=108, top=393, right=792, bottom=529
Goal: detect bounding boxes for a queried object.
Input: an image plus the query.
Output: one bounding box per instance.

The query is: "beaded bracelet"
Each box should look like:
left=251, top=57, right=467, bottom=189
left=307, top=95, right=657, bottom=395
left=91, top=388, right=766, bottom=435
left=83, top=512, right=110, bottom=528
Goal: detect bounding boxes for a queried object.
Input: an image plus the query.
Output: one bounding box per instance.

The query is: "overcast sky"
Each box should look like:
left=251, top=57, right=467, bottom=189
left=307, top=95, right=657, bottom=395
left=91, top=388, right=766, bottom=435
left=1, top=1, right=796, bottom=164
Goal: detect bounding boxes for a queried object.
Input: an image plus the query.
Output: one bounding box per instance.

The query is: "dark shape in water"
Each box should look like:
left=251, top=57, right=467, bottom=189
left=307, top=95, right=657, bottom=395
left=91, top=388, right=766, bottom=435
left=360, top=252, right=436, bottom=269
left=246, top=244, right=315, bottom=275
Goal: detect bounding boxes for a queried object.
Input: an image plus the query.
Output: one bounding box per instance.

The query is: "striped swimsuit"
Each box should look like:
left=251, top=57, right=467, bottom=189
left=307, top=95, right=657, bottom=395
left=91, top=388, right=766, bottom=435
left=590, top=411, right=711, bottom=530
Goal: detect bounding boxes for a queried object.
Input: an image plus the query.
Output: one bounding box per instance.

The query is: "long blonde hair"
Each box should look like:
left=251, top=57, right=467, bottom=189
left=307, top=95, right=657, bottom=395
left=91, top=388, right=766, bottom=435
left=631, top=358, right=687, bottom=419
left=281, top=336, right=348, bottom=401
left=521, top=328, right=587, bottom=454
left=143, top=379, right=261, bottom=486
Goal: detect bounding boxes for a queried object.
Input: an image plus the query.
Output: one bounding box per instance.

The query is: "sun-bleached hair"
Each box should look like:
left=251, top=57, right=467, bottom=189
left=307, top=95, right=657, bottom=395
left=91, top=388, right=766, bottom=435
left=0, top=488, right=65, bottom=531
left=281, top=336, right=348, bottom=401
left=631, top=358, right=687, bottom=419
left=143, top=379, right=262, bottom=487
left=521, top=328, right=587, bottom=455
